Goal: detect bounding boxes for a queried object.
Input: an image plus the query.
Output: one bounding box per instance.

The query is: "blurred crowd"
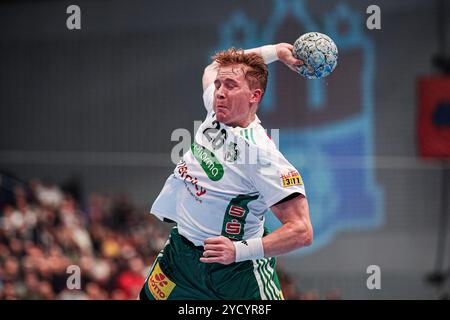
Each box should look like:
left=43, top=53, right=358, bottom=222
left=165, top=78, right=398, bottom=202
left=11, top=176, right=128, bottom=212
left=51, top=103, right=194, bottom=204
left=0, top=173, right=339, bottom=300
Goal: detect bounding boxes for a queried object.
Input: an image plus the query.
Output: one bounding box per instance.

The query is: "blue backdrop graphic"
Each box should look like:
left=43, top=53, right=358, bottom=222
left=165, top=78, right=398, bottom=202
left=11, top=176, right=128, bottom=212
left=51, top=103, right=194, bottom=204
left=214, top=0, right=384, bottom=255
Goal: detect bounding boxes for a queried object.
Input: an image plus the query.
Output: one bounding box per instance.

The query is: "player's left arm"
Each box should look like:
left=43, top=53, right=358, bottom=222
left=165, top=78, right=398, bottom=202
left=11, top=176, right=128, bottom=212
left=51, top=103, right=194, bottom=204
left=200, top=194, right=312, bottom=265
left=262, top=193, right=313, bottom=257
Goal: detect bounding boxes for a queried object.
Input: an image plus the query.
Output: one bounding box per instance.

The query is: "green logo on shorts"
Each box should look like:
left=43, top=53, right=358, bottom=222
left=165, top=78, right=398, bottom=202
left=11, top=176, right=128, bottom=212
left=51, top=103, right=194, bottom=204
left=191, top=142, right=224, bottom=181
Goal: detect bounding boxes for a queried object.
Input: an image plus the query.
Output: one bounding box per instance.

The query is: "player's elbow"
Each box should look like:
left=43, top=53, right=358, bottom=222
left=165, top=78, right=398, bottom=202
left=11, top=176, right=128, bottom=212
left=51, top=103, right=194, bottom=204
left=293, top=220, right=313, bottom=248
left=303, top=227, right=313, bottom=247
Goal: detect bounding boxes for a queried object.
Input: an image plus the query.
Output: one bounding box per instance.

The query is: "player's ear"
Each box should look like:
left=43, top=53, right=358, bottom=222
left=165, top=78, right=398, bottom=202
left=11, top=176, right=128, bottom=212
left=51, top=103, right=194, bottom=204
left=250, top=89, right=263, bottom=104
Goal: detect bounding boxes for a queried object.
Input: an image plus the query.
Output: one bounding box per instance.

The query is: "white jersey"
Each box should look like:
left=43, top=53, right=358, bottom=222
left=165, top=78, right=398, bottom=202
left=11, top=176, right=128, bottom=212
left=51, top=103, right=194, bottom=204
left=151, top=83, right=306, bottom=246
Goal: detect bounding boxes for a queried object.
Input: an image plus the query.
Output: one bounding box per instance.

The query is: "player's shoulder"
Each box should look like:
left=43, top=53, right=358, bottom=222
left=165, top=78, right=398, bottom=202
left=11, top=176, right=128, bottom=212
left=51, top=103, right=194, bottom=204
left=245, top=122, right=278, bottom=152
left=234, top=122, right=284, bottom=168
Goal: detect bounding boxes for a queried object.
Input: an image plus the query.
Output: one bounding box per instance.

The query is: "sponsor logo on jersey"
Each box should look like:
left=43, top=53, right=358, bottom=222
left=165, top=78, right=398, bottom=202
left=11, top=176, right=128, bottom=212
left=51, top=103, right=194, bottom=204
left=221, top=194, right=259, bottom=240
left=225, top=141, right=239, bottom=162
left=177, top=160, right=207, bottom=202
left=147, top=262, right=176, bottom=300
left=225, top=219, right=242, bottom=235
left=229, top=205, right=245, bottom=217
left=191, top=142, right=224, bottom=181
left=280, top=170, right=303, bottom=188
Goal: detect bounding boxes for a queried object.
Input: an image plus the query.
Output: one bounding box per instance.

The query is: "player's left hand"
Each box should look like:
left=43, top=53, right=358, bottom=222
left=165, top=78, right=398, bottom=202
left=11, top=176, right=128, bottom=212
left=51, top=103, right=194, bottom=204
left=276, top=42, right=304, bottom=72
left=200, top=236, right=235, bottom=265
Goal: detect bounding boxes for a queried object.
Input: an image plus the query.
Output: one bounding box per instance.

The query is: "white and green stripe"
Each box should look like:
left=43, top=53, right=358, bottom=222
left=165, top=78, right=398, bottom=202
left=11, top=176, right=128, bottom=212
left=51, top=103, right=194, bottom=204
left=252, top=260, right=267, bottom=299
left=265, top=260, right=282, bottom=298
left=240, top=128, right=257, bottom=145
left=252, top=258, right=282, bottom=300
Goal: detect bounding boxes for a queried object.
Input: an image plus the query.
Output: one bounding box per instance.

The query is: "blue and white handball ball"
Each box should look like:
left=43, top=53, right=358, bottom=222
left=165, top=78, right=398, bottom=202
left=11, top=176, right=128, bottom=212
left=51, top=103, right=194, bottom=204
left=293, top=32, right=338, bottom=79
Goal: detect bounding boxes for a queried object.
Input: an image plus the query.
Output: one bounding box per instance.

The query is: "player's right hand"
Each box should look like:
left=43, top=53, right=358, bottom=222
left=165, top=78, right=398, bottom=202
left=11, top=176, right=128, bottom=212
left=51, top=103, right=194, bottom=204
left=200, top=236, right=236, bottom=265
left=276, top=42, right=304, bottom=72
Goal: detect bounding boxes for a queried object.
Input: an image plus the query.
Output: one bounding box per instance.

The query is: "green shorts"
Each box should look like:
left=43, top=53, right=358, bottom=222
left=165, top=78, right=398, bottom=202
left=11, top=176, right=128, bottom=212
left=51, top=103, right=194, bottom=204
left=139, top=227, right=284, bottom=300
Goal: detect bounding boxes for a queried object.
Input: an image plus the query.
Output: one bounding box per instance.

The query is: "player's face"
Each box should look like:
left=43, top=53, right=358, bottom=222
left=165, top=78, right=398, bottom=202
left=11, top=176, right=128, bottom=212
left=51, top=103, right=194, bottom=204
left=213, top=64, right=258, bottom=127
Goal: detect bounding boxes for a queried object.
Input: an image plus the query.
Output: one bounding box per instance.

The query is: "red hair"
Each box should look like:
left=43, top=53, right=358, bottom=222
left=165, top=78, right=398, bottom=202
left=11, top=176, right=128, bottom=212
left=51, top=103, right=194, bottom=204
left=212, top=48, right=269, bottom=94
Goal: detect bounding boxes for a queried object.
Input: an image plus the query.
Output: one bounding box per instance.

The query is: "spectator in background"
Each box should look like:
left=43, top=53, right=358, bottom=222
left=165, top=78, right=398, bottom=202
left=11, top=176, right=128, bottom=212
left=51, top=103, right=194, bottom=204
left=30, top=179, right=64, bottom=210
left=116, top=256, right=146, bottom=299
left=0, top=176, right=307, bottom=299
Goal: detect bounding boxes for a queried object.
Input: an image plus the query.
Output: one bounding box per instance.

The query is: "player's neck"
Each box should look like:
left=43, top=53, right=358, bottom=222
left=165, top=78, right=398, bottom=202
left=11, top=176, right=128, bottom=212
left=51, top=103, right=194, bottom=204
left=230, top=114, right=256, bottom=128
